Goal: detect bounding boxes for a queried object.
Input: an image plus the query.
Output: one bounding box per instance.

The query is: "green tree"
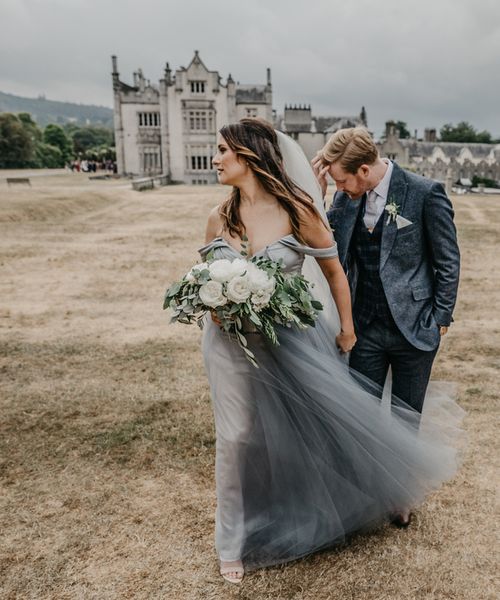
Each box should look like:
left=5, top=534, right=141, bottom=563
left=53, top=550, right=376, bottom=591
left=0, top=113, right=34, bottom=167
left=439, top=121, right=494, bottom=143
left=472, top=175, right=497, bottom=188
left=395, top=120, right=411, bottom=139
left=476, top=130, right=492, bottom=143
left=43, top=124, right=72, bottom=163
left=70, top=126, right=114, bottom=154
left=381, top=120, right=411, bottom=140
left=35, top=142, right=63, bottom=168
left=81, top=144, right=116, bottom=161
left=18, top=112, right=42, bottom=142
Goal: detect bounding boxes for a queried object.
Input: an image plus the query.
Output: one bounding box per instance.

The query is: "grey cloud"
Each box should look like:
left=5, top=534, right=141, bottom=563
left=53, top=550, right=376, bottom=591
left=0, top=0, right=499, bottom=137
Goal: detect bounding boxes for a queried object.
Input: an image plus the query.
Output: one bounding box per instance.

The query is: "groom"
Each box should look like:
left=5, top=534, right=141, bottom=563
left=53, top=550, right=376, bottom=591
left=312, top=127, right=460, bottom=520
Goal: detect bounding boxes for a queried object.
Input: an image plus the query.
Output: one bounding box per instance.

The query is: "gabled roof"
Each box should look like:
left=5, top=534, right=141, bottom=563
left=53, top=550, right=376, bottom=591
left=118, top=81, right=137, bottom=93
left=323, top=116, right=363, bottom=133
left=186, top=50, right=210, bottom=72
left=399, top=140, right=499, bottom=159
left=280, top=115, right=364, bottom=134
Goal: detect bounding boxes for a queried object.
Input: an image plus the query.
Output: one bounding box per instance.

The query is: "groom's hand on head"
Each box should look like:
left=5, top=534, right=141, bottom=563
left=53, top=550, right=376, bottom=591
left=311, top=154, right=330, bottom=199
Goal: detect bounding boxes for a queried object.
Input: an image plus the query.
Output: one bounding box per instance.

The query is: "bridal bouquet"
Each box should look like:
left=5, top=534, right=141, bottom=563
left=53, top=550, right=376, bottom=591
left=163, top=254, right=323, bottom=366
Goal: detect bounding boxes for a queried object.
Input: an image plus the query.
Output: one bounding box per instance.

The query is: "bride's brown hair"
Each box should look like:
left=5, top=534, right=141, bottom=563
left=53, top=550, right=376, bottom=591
left=218, top=118, right=320, bottom=243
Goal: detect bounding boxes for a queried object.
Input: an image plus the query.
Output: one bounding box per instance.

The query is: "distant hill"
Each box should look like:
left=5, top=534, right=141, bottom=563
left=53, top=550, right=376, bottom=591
left=0, top=91, right=113, bottom=128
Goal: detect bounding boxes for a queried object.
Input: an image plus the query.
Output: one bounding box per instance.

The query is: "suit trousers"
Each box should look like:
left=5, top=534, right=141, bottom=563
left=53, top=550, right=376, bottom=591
left=349, top=316, right=439, bottom=414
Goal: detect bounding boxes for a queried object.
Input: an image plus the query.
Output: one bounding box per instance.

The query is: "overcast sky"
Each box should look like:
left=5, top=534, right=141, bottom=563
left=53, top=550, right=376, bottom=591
left=1, top=0, right=499, bottom=138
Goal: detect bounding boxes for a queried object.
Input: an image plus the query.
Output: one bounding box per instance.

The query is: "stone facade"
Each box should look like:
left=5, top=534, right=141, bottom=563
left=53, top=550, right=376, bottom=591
left=112, top=52, right=272, bottom=183
left=276, top=105, right=368, bottom=161
left=378, top=122, right=500, bottom=185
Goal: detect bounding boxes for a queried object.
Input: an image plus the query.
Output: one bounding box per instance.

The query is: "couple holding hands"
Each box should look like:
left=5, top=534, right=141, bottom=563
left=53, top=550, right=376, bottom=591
left=191, top=118, right=460, bottom=583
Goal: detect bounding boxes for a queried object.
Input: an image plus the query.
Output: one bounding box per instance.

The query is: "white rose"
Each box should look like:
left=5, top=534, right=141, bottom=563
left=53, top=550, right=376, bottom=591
left=199, top=280, right=228, bottom=308
left=251, top=288, right=273, bottom=311
left=246, top=263, right=276, bottom=294
left=186, top=261, right=208, bottom=282
left=229, top=258, right=248, bottom=279
left=226, top=276, right=252, bottom=303
left=208, top=259, right=235, bottom=282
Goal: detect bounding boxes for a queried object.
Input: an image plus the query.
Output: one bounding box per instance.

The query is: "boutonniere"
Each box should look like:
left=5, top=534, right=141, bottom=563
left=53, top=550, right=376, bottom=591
left=384, top=200, right=400, bottom=225
left=385, top=199, right=413, bottom=230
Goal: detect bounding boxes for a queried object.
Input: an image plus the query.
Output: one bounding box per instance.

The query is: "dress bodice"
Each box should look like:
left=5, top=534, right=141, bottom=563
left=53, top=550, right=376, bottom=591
left=199, top=234, right=338, bottom=274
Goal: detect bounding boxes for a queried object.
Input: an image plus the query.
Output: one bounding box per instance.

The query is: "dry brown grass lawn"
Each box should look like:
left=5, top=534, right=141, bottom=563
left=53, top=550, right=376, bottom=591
left=0, top=172, right=498, bottom=599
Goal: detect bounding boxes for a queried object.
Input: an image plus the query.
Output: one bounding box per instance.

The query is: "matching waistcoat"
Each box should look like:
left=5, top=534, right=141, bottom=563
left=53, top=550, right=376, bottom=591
left=352, top=198, right=393, bottom=327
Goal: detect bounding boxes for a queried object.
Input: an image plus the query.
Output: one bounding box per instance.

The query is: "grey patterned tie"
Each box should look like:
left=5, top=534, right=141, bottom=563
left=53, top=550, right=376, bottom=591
left=364, top=190, right=378, bottom=230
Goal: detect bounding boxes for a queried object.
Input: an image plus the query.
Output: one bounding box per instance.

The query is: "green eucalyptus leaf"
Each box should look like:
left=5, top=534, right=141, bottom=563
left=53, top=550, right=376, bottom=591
left=248, top=312, right=262, bottom=327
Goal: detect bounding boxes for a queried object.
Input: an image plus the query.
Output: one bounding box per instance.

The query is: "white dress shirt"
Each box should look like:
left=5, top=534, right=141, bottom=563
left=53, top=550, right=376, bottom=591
left=363, top=159, right=394, bottom=230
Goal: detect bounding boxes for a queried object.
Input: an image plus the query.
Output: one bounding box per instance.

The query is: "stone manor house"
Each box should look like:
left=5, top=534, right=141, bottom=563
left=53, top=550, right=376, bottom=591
left=378, top=122, right=500, bottom=186
left=111, top=52, right=366, bottom=183
left=112, top=52, right=499, bottom=186
left=112, top=52, right=272, bottom=184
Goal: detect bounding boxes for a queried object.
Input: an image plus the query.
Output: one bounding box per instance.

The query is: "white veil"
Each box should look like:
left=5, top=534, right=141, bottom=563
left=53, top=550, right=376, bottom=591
left=276, top=131, right=341, bottom=334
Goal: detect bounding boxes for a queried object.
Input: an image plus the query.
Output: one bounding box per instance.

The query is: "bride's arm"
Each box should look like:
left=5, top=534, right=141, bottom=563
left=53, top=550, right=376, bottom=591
left=300, top=212, right=356, bottom=353
left=205, top=206, right=224, bottom=326
left=319, top=256, right=356, bottom=353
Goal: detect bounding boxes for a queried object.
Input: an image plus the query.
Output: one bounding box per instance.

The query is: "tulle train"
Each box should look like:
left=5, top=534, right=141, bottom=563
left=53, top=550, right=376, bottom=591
left=203, top=315, right=464, bottom=570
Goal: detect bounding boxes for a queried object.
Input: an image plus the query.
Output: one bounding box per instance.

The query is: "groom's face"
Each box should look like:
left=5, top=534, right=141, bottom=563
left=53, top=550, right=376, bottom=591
left=328, top=163, right=371, bottom=200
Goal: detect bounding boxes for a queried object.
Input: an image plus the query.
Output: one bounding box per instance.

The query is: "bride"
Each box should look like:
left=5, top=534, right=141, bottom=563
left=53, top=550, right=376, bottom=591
left=197, top=118, right=462, bottom=583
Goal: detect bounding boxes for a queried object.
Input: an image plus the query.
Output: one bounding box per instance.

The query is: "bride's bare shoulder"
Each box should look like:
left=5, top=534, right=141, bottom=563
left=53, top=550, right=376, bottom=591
left=205, top=204, right=224, bottom=242
left=207, top=204, right=223, bottom=227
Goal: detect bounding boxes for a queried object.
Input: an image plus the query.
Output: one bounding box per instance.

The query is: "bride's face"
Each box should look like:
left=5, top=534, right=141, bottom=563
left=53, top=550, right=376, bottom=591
left=212, top=135, right=249, bottom=186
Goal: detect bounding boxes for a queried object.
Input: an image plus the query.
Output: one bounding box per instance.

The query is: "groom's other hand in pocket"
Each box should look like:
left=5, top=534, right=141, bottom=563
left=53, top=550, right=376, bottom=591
left=311, top=154, right=330, bottom=199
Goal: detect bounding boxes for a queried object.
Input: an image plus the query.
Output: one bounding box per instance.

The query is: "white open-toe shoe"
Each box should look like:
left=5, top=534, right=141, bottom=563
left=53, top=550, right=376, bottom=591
left=219, top=560, right=244, bottom=584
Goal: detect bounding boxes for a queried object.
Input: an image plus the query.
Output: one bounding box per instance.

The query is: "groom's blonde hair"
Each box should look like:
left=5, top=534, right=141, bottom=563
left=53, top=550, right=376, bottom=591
left=320, top=127, right=378, bottom=174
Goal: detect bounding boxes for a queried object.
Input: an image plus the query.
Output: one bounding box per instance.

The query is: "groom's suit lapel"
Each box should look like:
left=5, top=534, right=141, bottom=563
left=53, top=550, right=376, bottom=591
left=380, top=163, right=409, bottom=271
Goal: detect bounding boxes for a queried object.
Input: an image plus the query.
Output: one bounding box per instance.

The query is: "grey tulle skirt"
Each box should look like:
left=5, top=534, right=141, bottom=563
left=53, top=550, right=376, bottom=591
left=202, top=315, right=464, bottom=570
